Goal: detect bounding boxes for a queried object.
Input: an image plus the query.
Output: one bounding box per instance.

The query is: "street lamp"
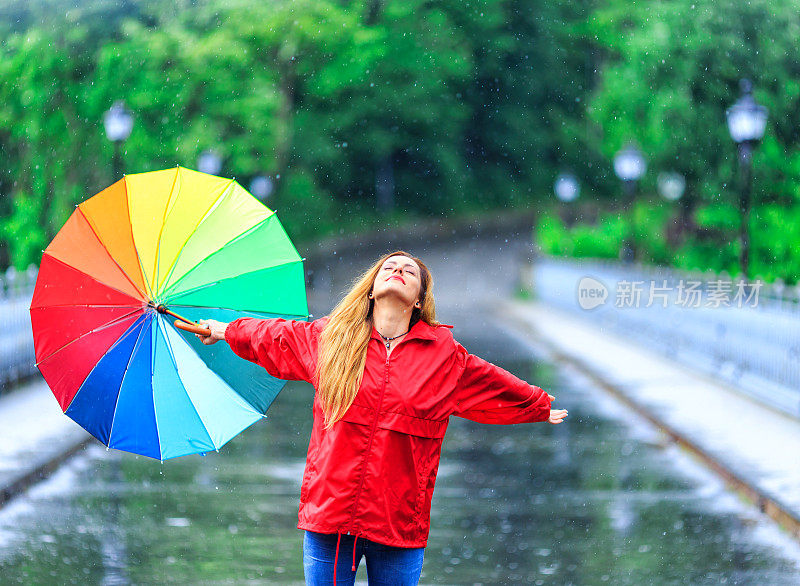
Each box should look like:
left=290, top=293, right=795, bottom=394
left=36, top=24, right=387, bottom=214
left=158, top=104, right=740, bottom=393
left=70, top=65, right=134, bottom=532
left=197, top=149, right=223, bottom=175
left=103, top=101, right=134, bottom=180
left=554, top=172, right=580, bottom=203
left=658, top=171, right=687, bottom=252
left=613, top=144, right=646, bottom=262
left=249, top=175, right=274, bottom=202
left=657, top=171, right=685, bottom=202
left=726, top=79, right=767, bottom=278
left=554, top=172, right=580, bottom=228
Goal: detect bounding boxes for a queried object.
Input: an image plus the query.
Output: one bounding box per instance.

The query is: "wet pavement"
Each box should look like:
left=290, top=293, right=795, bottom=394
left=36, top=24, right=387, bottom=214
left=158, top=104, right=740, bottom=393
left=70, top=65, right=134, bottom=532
left=1, top=234, right=799, bottom=584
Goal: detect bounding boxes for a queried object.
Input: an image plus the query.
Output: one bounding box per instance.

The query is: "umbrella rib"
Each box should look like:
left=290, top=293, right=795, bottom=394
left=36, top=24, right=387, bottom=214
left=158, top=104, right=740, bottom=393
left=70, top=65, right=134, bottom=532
left=149, top=322, right=162, bottom=461
left=76, top=202, right=148, bottom=302
left=155, top=177, right=237, bottom=295
left=120, top=177, right=152, bottom=300
left=159, top=208, right=276, bottom=298
left=151, top=167, right=181, bottom=299
left=31, top=254, right=147, bottom=310
left=158, top=219, right=275, bottom=299
left=108, top=314, right=154, bottom=451
left=33, top=307, right=145, bottom=366
left=161, top=257, right=304, bottom=304
left=30, top=302, right=143, bottom=309
left=120, top=174, right=158, bottom=300
left=156, top=318, right=220, bottom=451
left=168, top=304, right=309, bottom=321
left=64, top=313, right=148, bottom=429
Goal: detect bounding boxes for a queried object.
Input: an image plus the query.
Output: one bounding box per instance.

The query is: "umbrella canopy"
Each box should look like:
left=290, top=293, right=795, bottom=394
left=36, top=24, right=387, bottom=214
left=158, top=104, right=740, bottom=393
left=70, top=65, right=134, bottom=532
left=30, top=166, right=308, bottom=460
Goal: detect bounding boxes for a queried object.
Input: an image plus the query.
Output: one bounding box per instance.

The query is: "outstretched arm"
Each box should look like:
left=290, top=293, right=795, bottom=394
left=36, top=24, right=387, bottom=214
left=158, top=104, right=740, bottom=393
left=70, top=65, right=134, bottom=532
left=451, top=344, right=565, bottom=425
left=195, top=317, right=319, bottom=383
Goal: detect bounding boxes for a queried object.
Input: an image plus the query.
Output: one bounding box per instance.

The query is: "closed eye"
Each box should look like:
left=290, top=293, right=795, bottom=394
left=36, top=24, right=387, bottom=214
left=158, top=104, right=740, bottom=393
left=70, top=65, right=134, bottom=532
left=382, top=262, right=417, bottom=275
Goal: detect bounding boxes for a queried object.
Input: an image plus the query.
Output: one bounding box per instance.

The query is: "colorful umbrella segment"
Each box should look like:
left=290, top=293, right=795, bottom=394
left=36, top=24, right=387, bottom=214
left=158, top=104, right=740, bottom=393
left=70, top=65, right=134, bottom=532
left=30, top=167, right=308, bottom=460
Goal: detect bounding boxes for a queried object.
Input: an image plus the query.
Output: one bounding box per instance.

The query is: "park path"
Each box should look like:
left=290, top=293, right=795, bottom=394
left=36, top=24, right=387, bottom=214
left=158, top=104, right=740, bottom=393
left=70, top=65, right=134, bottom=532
left=500, top=298, right=800, bottom=542
left=0, top=227, right=799, bottom=583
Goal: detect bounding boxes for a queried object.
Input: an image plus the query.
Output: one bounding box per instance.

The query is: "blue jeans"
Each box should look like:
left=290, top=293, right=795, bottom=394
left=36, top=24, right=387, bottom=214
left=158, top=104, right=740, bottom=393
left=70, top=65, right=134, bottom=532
left=303, top=530, right=425, bottom=585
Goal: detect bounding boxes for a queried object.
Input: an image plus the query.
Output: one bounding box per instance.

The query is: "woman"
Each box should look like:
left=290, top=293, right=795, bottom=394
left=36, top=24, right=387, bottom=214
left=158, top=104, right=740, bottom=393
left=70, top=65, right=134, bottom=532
left=197, top=250, right=568, bottom=585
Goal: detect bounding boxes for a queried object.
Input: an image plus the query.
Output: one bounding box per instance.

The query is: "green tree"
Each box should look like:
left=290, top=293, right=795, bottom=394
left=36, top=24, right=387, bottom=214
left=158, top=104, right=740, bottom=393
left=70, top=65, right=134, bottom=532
left=586, top=0, right=800, bottom=279
left=0, top=27, right=108, bottom=267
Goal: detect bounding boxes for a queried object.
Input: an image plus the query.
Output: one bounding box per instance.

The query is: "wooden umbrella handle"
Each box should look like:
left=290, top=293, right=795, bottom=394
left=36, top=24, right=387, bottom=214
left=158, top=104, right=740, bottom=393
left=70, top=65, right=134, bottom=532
left=174, top=320, right=212, bottom=336
left=151, top=303, right=211, bottom=336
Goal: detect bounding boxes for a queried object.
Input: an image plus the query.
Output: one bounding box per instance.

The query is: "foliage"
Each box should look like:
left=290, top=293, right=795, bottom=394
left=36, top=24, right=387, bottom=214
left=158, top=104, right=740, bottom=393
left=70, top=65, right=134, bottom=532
left=2, top=191, right=47, bottom=269
left=2, top=0, right=800, bottom=283
left=0, top=0, right=588, bottom=268
left=536, top=209, right=626, bottom=260
left=585, top=0, right=800, bottom=281
left=273, top=170, right=338, bottom=244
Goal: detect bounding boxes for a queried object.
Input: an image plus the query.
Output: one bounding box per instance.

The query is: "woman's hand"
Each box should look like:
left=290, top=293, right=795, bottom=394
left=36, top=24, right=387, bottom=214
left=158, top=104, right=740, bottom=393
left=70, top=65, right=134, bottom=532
left=196, top=319, right=229, bottom=345
left=546, top=395, right=568, bottom=424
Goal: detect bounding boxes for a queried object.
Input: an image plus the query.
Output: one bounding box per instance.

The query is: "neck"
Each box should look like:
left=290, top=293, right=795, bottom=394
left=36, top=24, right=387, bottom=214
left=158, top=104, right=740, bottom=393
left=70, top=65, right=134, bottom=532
left=372, top=299, right=413, bottom=338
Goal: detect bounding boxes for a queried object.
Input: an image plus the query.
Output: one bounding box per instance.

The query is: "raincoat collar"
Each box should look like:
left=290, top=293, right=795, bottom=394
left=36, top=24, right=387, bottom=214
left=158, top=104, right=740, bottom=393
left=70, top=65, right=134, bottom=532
left=370, top=318, right=452, bottom=344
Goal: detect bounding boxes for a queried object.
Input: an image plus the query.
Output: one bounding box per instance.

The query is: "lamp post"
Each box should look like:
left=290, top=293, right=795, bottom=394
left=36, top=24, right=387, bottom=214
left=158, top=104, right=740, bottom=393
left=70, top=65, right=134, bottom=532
left=613, top=144, right=646, bottom=262
left=249, top=175, right=274, bottom=202
left=554, top=172, right=580, bottom=227
left=657, top=171, right=685, bottom=202
left=103, top=101, right=134, bottom=180
left=658, top=171, right=686, bottom=251
left=726, top=79, right=767, bottom=278
left=197, top=149, right=223, bottom=176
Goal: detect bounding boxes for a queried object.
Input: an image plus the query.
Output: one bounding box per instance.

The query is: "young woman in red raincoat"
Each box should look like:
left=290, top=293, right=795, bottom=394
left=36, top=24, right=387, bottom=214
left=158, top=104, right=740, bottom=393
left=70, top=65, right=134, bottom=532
left=197, top=250, right=568, bottom=585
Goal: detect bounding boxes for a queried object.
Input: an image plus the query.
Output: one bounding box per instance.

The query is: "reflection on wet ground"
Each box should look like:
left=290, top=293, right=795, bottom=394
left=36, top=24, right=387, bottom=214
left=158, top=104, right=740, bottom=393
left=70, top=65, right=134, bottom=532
left=1, top=237, right=799, bottom=584
left=2, top=322, right=799, bottom=584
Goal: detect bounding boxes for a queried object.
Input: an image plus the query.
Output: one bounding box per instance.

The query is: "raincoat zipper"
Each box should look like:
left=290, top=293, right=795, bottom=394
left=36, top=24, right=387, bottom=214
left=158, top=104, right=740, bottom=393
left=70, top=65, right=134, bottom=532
left=347, top=344, right=392, bottom=534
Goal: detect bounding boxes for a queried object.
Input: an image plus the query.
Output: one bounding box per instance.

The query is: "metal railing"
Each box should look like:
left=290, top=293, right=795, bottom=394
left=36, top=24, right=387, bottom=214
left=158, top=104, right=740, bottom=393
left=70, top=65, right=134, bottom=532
left=529, top=254, right=800, bottom=419
left=0, top=265, right=39, bottom=396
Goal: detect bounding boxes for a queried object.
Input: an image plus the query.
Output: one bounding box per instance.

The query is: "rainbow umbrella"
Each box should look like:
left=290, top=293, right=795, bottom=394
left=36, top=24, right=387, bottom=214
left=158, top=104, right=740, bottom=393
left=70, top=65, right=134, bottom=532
left=30, top=166, right=308, bottom=460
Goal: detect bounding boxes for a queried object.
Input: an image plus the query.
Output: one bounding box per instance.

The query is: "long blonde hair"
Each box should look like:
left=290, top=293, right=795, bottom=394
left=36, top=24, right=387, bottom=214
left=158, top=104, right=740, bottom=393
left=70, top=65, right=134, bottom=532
left=315, top=251, right=438, bottom=427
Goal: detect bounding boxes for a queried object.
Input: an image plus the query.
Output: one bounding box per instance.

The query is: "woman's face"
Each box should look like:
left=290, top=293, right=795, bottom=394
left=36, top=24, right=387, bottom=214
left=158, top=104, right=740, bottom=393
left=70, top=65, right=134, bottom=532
left=371, top=255, right=423, bottom=308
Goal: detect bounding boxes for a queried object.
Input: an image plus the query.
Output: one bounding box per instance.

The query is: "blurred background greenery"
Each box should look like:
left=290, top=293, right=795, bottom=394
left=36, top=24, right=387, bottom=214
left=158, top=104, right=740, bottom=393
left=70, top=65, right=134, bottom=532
left=0, top=0, right=798, bottom=283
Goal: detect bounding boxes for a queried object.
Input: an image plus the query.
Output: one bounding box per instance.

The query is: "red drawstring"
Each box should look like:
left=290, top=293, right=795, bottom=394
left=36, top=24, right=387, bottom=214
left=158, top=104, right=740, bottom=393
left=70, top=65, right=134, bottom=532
left=333, top=533, right=342, bottom=586
left=333, top=532, right=359, bottom=585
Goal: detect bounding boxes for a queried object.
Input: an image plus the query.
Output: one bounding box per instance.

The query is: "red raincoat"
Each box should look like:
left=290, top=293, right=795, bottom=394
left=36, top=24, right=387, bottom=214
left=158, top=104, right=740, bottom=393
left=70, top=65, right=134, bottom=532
left=225, top=316, right=551, bottom=549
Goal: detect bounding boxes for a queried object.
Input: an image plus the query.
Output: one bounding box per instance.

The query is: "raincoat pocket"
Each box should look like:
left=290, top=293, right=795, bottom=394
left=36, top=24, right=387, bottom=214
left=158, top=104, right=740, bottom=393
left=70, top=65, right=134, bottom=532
left=369, top=411, right=447, bottom=530
left=375, top=410, right=448, bottom=439
left=315, top=404, right=450, bottom=544
left=343, top=404, right=449, bottom=439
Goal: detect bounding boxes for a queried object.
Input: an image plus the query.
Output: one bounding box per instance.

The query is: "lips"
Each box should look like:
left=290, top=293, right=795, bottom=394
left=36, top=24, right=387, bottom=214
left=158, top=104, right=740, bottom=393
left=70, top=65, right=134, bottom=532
left=387, top=275, right=405, bottom=284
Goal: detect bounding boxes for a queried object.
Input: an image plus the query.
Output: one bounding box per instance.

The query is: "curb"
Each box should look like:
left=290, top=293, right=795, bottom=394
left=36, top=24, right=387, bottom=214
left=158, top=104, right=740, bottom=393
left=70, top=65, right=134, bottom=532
left=0, top=436, right=91, bottom=510
left=496, top=299, right=800, bottom=543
